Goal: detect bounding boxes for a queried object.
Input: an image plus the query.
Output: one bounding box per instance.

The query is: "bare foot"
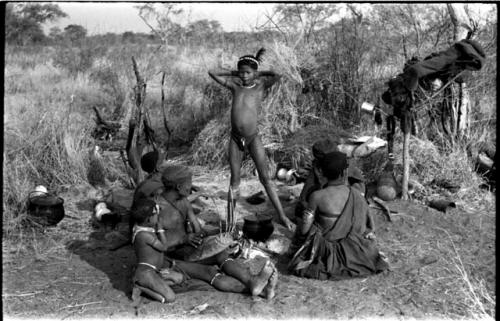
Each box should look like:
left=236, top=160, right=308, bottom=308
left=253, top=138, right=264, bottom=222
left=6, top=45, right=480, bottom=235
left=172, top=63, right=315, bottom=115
left=263, top=265, right=278, bottom=300
left=250, top=260, right=273, bottom=296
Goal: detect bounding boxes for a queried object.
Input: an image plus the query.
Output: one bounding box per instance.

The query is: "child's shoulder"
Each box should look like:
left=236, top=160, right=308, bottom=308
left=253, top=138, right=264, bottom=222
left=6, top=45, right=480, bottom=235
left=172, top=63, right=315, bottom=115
left=135, top=230, right=157, bottom=245
left=133, top=226, right=156, bottom=243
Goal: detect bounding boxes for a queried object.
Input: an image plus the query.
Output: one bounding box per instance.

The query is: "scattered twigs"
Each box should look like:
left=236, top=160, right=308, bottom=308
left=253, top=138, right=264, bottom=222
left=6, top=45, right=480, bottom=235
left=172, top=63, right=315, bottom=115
left=371, top=196, right=392, bottom=221
left=3, top=291, right=43, bottom=298
left=59, top=301, right=102, bottom=310
left=119, top=150, right=136, bottom=188
left=411, top=71, right=465, bottom=111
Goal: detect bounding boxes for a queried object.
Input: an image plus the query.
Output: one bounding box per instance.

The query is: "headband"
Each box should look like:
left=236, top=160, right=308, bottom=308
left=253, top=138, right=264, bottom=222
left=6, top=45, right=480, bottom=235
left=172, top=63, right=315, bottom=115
left=238, top=56, right=259, bottom=65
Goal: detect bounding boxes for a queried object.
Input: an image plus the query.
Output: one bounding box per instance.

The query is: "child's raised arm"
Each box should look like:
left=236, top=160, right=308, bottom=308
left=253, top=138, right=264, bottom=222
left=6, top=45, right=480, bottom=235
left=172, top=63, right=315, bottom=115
left=208, top=69, right=237, bottom=89
left=258, top=70, right=282, bottom=89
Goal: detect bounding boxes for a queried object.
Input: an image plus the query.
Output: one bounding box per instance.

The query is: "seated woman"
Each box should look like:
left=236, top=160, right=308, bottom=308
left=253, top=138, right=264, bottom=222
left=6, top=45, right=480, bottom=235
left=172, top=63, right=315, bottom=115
left=291, top=139, right=366, bottom=251
left=288, top=151, right=388, bottom=280
left=295, top=138, right=366, bottom=219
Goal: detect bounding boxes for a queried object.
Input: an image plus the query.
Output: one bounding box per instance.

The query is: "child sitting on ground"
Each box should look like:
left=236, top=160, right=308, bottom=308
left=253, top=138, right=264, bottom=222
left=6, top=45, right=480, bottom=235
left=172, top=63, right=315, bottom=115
left=131, top=198, right=184, bottom=303
left=208, top=48, right=294, bottom=231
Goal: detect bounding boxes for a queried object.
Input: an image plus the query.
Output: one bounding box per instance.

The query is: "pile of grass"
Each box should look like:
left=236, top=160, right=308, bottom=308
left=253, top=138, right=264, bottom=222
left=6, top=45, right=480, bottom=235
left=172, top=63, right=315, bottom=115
left=272, top=124, right=354, bottom=169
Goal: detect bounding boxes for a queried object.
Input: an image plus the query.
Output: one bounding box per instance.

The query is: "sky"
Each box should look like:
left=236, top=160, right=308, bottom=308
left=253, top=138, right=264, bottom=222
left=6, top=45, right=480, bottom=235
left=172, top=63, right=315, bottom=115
left=45, top=2, right=496, bottom=35
left=46, top=2, right=279, bottom=34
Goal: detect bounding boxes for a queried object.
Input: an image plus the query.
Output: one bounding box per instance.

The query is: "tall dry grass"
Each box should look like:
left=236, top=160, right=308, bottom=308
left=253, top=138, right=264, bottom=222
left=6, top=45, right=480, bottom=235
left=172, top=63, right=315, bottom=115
left=4, top=47, right=95, bottom=236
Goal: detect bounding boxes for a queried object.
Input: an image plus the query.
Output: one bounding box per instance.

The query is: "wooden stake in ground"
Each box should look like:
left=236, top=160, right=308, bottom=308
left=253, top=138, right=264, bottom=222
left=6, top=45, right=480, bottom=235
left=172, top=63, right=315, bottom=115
left=126, top=56, right=147, bottom=185
left=401, top=97, right=413, bottom=201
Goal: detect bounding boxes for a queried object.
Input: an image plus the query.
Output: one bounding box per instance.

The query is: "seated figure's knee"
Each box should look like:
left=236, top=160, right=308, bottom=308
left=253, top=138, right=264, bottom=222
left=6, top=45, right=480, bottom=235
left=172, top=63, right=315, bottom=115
left=215, top=251, right=230, bottom=266
left=162, top=288, right=176, bottom=303
left=207, top=265, right=219, bottom=276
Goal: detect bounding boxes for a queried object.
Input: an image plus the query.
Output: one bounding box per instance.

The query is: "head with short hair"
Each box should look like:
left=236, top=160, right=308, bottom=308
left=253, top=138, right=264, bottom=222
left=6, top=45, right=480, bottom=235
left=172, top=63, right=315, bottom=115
left=312, top=138, right=339, bottom=160
left=319, top=151, right=348, bottom=180
left=237, top=48, right=266, bottom=71
left=141, top=150, right=159, bottom=174
left=161, top=165, right=192, bottom=197
left=131, top=198, right=157, bottom=225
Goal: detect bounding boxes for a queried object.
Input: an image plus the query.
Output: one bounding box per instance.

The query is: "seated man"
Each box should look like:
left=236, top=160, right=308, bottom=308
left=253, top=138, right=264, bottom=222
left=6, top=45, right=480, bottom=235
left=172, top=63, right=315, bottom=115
left=157, top=165, right=278, bottom=299
left=288, top=151, right=388, bottom=280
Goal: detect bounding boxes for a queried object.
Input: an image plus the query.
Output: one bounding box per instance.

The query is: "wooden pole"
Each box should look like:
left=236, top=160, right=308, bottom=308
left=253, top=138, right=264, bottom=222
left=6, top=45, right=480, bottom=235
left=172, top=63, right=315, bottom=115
left=401, top=97, right=412, bottom=201
left=129, top=56, right=146, bottom=185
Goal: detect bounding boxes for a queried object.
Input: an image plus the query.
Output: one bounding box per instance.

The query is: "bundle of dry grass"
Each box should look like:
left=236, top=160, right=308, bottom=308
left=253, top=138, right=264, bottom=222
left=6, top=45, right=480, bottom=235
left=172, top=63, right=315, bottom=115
left=191, top=110, right=230, bottom=168
left=272, top=124, right=354, bottom=169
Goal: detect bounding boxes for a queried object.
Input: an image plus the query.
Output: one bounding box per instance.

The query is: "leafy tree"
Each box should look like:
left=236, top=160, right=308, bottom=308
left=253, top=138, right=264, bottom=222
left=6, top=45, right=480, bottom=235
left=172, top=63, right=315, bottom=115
left=258, top=4, right=338, bottom=45
left=64, top=24, right=87, bottom=44
left=122, top=31, right=136, bottom=43
left=185, top=19, right=223, bottom=45
left=6, top=3, right=67, bottom=45
left=136, top=3, right=184, bottom=48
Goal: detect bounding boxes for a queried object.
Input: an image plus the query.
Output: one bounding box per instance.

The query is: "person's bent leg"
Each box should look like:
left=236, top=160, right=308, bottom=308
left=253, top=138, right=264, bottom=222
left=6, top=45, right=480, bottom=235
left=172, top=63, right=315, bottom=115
left=248, top=137, right=294, bottom=230
left=134, top=270, right=175, bottom=303
left=175, top=260, right=247, bottom=293
left=215, top=251, right=273, bottom=296
left=210, top=273, right=247, bottom=293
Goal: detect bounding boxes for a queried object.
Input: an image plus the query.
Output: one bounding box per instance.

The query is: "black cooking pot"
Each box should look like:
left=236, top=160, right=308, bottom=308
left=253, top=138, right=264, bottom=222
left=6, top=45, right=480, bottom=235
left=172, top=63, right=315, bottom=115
left=242, top=214, right=274, bottom=242
left=27, top=193, right=65, bottom=226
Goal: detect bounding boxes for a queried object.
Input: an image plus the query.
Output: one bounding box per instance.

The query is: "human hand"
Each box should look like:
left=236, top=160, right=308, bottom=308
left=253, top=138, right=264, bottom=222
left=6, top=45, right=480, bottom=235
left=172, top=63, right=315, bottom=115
left=281, top=217, right=296, bottom=232
left=364, top=232, right=376, bottom=240
left=185, top=233, right=203, bottom=248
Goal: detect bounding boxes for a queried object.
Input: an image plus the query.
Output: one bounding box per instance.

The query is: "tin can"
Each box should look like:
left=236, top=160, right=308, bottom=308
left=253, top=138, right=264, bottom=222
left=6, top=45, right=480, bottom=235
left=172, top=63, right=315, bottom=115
left=361, top=102, right=375, bottom=114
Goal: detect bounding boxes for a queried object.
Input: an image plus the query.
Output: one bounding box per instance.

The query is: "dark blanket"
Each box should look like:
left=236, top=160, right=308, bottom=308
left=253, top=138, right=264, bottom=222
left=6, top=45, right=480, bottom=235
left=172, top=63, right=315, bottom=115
left=289, top=187, right=388, bottom=280
left=402, top=39, right=485, bottom=91
left=382, top=39, right=486, bottom=107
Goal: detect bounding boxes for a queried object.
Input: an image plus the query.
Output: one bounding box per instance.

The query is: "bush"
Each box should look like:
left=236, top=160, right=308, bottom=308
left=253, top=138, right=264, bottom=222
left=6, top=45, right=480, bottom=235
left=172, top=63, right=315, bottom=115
left=52, top=44, right=107, bottom=77
left=89, top=66, right=126, bottom=119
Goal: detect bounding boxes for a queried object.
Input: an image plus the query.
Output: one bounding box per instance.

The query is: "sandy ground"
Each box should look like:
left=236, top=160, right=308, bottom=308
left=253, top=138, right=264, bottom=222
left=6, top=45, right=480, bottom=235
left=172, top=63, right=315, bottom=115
left=2, top=166, right=496, bottom=319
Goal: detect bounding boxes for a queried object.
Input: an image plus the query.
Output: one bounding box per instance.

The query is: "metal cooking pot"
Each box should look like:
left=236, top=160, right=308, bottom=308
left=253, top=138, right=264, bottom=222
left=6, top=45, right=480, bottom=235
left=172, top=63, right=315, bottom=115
left=27, top=192, right=65, bottom=226
left=242, top=214, right=274, bottom=242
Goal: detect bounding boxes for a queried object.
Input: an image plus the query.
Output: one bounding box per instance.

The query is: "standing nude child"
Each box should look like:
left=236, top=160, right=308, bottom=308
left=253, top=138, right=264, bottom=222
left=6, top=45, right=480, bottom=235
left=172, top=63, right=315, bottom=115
left=208, top=48, right=294, bottom=231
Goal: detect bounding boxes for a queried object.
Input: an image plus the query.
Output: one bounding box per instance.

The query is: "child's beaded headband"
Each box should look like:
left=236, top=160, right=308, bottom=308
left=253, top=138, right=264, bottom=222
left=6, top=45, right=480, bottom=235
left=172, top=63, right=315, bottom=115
left=238, top=56, right=260, bottom=65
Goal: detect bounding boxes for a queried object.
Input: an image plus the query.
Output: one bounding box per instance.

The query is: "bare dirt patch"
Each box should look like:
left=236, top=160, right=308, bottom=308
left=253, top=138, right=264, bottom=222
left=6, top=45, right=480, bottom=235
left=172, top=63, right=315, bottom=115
left=3, top=167, right=495, bottom=319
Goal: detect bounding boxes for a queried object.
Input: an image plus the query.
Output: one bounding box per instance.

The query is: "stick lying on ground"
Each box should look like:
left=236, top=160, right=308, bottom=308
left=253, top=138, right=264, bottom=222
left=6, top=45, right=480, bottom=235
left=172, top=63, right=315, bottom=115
left=371, top=196, right=392, bottom=222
